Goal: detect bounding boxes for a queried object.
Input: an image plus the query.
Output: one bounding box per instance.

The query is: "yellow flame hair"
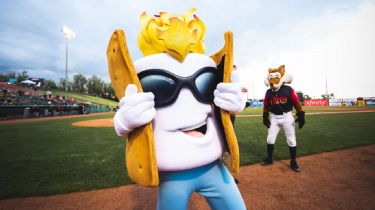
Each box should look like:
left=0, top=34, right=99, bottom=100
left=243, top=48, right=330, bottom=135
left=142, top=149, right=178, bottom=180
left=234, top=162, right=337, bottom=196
left=137, top=8, right=206, bottom=62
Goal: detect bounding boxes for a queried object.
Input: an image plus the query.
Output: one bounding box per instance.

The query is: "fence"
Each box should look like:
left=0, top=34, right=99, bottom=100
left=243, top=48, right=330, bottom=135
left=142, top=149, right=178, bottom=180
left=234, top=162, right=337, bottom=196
left=0, top=104, right=110, bottom=120
left=246, top=98, right=375, bottom=108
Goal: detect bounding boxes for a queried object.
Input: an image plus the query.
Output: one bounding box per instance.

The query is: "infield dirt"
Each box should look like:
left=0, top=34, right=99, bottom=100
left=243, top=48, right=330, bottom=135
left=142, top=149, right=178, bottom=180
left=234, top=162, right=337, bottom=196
left=0, top=145, right=374, bottom=210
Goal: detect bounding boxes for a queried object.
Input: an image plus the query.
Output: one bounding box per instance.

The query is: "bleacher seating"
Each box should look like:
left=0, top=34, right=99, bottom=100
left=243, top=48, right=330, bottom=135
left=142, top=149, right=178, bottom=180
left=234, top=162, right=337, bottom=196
left=0, top=83, right=107, bottom=120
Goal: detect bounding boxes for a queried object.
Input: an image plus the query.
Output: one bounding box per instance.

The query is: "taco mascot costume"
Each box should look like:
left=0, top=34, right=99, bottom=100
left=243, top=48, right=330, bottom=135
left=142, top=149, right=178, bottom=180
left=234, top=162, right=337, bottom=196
left=107, top=9, right=246, bottom=210
left=261, top=65, right=305, bottom=172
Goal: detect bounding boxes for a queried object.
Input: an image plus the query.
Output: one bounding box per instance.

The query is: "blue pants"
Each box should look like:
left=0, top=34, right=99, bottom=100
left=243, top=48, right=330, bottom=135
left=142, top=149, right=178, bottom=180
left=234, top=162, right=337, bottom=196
left=157, top=160, right=246, bottom=210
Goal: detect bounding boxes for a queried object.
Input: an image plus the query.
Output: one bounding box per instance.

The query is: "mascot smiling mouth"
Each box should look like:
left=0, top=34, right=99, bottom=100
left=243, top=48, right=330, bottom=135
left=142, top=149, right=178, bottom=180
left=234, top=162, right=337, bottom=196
left=182, top=122, right=208, bottom=137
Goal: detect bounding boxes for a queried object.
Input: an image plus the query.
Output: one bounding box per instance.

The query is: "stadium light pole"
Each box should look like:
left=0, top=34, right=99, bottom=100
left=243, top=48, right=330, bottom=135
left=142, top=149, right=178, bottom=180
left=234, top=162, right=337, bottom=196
left=325, top=73, right=328, bottom=96
left=61, top=26, right=76, bottom=91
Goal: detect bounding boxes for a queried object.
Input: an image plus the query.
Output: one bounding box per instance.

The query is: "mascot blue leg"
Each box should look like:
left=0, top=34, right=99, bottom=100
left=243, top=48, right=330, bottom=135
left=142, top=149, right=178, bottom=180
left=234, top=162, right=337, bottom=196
left=157, top=160, right=246, bottom=210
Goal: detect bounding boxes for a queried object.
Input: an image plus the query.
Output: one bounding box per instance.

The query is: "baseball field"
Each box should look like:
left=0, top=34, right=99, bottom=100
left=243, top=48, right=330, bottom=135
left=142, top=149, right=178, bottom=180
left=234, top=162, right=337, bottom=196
left=0, top=106, right=374, bottom=209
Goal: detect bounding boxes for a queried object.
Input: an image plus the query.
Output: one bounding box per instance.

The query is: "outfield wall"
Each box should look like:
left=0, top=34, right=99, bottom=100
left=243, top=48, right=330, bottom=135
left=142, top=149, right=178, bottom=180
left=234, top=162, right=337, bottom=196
left=0, top=105, right=110, bottom=120
left=247, top=97, right=375, bottom=107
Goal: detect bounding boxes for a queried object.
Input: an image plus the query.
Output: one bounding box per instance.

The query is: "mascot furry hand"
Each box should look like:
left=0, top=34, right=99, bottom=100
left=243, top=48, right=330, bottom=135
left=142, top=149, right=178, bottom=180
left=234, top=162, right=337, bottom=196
left=107, top=8, right=246, bottom=209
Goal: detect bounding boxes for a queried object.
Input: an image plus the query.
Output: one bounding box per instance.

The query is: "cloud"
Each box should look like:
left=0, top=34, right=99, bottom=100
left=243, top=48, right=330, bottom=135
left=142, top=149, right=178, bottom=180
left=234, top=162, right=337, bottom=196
left=1, top=0, right=374, bottom=99
left=235, top=2, right=375, bottom=99
left=22, top=69, right=59, bottom=79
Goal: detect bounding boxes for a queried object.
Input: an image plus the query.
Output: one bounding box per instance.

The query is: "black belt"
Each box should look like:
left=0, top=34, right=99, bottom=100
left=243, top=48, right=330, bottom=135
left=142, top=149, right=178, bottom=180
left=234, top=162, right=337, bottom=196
left=272, top=111, right=289, bottom=115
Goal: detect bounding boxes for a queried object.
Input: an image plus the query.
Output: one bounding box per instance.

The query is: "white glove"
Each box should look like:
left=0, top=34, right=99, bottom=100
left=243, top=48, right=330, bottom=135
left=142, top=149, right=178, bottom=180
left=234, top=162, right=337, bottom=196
left=114, top=84, right=156, bottom=136
left=213, top=70, right=246, bottom=114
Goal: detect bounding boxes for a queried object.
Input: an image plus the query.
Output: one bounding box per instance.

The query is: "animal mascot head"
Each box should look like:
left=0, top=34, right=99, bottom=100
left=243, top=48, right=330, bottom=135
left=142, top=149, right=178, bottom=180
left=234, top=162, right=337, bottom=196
left=264, top=65, right=293, bottom=91
left=107, top=8, right=242, bottom=187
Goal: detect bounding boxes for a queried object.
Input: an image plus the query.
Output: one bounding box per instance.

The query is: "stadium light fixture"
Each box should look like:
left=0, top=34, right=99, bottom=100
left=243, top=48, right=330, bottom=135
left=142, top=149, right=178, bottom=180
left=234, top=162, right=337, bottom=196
left=61, top=26, right=76, bottom=91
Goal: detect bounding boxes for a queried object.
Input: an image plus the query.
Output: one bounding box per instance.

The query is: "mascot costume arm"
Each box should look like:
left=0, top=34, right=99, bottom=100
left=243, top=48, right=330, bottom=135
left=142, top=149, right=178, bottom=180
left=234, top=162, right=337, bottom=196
left=210, top=32, right=243, bottom=173
left=292, top=91, right=305, bottom=129
left=107, top=30, right=159, bottom=186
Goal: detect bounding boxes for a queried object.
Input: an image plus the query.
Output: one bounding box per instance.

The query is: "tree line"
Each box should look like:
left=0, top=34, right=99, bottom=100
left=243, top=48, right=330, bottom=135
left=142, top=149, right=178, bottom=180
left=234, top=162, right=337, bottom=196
left=0, top=71, right=116, bottom=101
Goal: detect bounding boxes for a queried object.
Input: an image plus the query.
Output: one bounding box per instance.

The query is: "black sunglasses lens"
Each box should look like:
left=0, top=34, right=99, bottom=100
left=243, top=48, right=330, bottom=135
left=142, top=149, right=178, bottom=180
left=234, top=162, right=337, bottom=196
left=140, top=75, right=176, bottom=106
left=195, top=72, right=217, bottom=101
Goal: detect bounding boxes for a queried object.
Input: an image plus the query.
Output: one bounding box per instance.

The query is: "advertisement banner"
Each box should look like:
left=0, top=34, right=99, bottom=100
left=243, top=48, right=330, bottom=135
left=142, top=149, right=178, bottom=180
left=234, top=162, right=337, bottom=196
left=329, top=98, right=342, bottom=103
left=304, top=99, right=329, bottom=106
left=342, top=98, right=356, bottom=102
left=342, top=98, right=356, bottom=106
left=364, top=97, right=375, bottom=101
left=249, top=101, right=263, bottom=107
left=329, top=99, right=342, bottom=106
left=329, top=102, right=342, bottom=106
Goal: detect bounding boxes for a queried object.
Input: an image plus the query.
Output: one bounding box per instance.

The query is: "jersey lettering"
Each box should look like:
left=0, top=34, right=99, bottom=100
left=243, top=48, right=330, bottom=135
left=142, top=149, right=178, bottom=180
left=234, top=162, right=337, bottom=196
left=270, top=96, right=288, bottom=106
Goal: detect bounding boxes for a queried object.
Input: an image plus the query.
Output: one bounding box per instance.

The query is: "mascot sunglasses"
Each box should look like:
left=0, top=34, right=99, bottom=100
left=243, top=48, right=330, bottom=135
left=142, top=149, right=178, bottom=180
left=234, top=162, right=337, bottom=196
left=138, top=66, right=219, bottom=108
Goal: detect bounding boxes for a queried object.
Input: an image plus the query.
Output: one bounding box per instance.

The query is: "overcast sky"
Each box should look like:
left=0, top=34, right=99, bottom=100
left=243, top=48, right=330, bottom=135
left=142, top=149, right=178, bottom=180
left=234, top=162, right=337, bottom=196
left=0, top=0, right=374, bottom=99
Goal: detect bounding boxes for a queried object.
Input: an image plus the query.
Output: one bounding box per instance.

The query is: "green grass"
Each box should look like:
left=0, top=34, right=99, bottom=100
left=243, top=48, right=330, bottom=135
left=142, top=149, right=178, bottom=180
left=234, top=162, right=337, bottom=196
left=239, top=105, right=375, bottom=115
left=0, top=109, right=374, bottom=199
left=0, top=113, right=127, bottom=199
left=236, top=112, right=375, bottom=164
left=43, top=90, right=119, bottom=108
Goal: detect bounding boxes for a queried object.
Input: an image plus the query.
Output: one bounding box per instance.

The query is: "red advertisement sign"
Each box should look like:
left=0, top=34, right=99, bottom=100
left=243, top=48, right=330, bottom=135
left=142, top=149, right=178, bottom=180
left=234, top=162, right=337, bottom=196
left=304, top=99, right=329, bottom=106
